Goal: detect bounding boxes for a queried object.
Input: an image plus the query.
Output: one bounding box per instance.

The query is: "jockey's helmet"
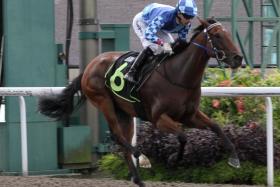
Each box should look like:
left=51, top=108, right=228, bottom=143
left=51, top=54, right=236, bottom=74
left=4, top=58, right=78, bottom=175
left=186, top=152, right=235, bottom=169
left=176, top=0, right=197, bottom=19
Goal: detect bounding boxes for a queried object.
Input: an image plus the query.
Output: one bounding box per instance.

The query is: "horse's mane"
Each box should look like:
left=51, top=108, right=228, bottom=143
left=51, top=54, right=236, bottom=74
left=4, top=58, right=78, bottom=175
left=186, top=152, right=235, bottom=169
left=172, top=38, right=189, bottom=54
left=172, top=18, right=218, bottom=55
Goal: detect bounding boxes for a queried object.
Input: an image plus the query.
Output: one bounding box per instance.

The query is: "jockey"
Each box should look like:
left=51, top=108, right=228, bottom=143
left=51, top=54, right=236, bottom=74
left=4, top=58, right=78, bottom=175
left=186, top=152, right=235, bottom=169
left=124, top=0, right=198, bottom=83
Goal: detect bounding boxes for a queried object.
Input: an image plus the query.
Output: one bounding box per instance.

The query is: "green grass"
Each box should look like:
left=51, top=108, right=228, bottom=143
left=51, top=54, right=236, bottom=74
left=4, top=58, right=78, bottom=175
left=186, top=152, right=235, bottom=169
left=98, top=154, right=280, bottom=186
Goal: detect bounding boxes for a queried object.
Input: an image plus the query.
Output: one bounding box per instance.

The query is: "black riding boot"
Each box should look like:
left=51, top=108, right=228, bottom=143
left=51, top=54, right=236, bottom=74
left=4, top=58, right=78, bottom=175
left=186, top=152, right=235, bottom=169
left=124, top=47, right=152, bottom=83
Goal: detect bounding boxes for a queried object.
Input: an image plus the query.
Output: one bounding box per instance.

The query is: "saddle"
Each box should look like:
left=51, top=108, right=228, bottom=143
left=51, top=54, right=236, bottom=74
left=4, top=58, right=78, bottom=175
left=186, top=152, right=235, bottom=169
left=105, top=51, right=167, bottom=100
left=105, top=51, right=168, bottom=120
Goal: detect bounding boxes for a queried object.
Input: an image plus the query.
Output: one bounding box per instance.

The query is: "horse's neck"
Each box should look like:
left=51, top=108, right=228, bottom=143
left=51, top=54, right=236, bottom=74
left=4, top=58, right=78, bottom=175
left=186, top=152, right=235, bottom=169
left=168, top=39, right=210, bottom=88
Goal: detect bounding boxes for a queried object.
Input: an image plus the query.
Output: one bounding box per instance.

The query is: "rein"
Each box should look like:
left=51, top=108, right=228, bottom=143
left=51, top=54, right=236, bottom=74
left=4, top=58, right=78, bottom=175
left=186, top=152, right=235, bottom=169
left=191, top=22, right=227, bottom=63
left=155, top=22, right=226, bottom=90
left=191, top=22, right=227, bottom=74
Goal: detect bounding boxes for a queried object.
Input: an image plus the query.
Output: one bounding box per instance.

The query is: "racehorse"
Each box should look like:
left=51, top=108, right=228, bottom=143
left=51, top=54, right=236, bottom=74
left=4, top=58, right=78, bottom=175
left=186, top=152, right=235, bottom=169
left=38, top=18, right=243, bottom=187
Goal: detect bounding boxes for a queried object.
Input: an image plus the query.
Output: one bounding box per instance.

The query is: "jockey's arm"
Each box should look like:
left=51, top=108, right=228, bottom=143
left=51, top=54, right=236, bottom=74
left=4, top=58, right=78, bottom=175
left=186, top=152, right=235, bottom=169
left=144, top=16, right=165, bottom=46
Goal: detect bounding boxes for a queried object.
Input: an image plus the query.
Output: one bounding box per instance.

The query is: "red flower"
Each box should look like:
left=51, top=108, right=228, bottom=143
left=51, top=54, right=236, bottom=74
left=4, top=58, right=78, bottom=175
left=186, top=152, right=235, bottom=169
left=218, top=80, right=232, bottom=87
left=247, top=121, right=258, bottom=129
left=251, top=69, right=260, bottom=76
left=235, top=98, right=245, bottom=113
left=212, top=99, right=220, bottom=109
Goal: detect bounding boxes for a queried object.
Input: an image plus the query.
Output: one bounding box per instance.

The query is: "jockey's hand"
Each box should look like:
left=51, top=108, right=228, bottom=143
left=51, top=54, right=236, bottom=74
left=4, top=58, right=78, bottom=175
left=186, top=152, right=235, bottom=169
left=163, top=43, right=173, bottom=55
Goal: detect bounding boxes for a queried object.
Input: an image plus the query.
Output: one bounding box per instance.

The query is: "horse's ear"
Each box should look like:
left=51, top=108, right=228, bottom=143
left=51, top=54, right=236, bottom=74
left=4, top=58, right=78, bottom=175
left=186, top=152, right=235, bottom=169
left=197, top=17, right=210, bottom=28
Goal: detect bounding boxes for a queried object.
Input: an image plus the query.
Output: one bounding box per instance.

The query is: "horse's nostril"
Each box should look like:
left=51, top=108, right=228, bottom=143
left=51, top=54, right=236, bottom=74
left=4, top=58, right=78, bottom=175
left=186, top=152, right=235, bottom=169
left=230, top=55, right=243, bottom=69
left=234, top=55, right=243, bottom=62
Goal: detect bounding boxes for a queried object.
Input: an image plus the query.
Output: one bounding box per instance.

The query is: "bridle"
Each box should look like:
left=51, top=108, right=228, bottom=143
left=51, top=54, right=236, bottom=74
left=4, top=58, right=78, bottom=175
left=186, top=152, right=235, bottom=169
left=153, top=22, right=230, bottom=90
left=191, top=22, right=227, bottom=63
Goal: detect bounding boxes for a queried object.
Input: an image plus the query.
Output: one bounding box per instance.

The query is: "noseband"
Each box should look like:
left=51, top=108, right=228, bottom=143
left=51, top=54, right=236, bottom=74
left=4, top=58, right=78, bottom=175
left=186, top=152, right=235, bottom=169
left=191, top=22, right=227, bottom=62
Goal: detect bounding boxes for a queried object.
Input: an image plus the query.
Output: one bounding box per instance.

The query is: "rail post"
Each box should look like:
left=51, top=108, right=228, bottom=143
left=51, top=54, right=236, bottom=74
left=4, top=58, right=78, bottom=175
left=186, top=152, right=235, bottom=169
left=18, top=96, right=28, bottom=176
left=266, top=97, right=274, bottom=187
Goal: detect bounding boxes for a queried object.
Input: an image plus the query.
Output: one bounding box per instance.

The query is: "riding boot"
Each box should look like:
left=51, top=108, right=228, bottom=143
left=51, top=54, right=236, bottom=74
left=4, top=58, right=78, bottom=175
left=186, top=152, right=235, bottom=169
left=124, top=47, right=152, bottom=83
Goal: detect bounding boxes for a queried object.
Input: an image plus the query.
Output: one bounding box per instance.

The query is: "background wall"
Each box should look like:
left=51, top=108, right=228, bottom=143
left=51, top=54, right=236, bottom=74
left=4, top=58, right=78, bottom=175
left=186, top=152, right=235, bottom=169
left=54, top=0, right=262, bottom=67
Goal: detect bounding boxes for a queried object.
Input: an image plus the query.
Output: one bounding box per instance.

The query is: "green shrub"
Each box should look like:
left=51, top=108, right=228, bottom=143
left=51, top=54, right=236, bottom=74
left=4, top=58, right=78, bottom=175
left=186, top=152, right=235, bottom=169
left=98, top=154, right=280, bottom=186
left=201, top=67, right=280, bottom=142
left=98, top=153, right=129, bottom=179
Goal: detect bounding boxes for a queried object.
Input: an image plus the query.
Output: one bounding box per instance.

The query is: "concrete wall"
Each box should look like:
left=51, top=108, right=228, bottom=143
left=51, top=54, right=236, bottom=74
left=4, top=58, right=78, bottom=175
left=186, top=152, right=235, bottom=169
left=55, top=0, right=264, bottom=66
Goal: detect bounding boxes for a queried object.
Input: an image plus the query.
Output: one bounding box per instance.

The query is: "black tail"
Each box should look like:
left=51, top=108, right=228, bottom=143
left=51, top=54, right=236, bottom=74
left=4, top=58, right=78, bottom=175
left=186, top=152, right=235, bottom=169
left=38, top=73, right=86, bottom=121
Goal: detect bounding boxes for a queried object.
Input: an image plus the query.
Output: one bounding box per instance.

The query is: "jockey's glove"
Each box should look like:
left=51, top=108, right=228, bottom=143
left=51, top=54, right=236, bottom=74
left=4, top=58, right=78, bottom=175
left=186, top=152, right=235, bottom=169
left=163, top=43, right=173, bottom=55
left=155, top=39, right=164, bottom=46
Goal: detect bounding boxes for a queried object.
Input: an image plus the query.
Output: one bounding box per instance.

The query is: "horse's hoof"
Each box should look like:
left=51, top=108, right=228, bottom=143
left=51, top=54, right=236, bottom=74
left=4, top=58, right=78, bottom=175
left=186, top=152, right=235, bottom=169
left=133, top=150, right=141, bottom=158
left=131, top=177, right=145, bottom=187
left=167, top=153, right=178, bottom=168
left=139, top=154, right=152, bottom=168
left=228, top=157, right=241, bottom=168
left=138, top=182, right=146, bottom=187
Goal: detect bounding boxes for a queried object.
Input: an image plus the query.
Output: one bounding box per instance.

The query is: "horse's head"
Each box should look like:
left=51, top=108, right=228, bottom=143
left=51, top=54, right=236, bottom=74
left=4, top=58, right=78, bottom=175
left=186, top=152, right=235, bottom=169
left=194, top=17, right=243, bottom=69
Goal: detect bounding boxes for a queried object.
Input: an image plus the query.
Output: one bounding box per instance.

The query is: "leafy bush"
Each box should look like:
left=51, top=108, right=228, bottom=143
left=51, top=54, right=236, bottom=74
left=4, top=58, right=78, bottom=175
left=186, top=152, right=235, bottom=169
left=98, top=153, right=129, bottom=179
left=99, top=154, right=280, bottom=186
left=201, top=68, right=280, bottom=142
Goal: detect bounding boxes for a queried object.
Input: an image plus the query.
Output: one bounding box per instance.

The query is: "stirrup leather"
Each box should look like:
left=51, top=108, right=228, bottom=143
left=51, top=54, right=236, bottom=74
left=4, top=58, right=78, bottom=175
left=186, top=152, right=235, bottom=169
left=124, top=70, right=136, bottom=83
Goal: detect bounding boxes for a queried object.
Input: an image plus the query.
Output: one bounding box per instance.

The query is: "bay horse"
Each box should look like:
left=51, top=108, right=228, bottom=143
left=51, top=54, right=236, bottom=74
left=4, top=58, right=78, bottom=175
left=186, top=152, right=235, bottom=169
left=38, top=18, right=243, bottom=187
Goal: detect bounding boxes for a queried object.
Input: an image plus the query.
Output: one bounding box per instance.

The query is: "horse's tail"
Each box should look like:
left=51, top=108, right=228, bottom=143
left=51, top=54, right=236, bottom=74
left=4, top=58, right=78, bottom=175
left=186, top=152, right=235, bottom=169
left=38, top=73, right=86, bottom=121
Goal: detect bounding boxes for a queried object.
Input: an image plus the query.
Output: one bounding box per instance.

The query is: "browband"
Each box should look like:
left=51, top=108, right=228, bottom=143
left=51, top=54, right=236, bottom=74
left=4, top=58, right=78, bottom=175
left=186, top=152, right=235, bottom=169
left=206, top=22, right=222, bottom=31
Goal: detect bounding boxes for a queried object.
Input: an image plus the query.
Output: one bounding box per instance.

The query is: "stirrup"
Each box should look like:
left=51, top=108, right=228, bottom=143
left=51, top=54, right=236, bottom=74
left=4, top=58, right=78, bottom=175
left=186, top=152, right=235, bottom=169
left=124, top=73, right=136, bottom=83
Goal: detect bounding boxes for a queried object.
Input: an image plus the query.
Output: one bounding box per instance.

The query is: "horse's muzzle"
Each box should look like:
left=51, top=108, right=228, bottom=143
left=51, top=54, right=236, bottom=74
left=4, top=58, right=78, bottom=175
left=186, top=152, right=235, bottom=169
left=228, top=54, right=243, bottom=69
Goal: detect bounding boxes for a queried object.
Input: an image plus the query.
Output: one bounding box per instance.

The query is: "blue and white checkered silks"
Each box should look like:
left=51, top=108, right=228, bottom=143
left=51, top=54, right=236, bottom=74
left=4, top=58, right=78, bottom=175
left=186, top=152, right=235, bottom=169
left=145, top=16, right=165, bottom=43
left=176, top=0, right=197, bottom=17
left=132, top=12, right=174, bottom=55
left=178, top=27, right=188, bottom=40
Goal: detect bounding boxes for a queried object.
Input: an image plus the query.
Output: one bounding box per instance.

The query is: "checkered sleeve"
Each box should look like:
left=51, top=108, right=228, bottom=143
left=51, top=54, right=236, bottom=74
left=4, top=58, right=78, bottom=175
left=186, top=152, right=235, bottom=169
left=144, top=16, right=165, bottom=44
left=178, top=24, right=191, bottom=41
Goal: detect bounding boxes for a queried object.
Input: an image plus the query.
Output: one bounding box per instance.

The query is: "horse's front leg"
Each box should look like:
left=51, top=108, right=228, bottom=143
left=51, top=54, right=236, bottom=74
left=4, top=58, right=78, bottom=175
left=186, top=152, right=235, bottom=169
left=155, top=113, right=187, bottom=167
left=189, top=110, right=240, bottom=168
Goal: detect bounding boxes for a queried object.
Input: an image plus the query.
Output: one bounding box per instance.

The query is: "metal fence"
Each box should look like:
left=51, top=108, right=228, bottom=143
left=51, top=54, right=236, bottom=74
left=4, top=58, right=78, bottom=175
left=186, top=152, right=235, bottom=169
left=0, top=87, right=277, bottom=187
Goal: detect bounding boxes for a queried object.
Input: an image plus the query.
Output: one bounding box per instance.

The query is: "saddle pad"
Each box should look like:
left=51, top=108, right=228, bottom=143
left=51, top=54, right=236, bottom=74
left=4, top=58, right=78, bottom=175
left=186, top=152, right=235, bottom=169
left=105, top=51, right=141, bottom=103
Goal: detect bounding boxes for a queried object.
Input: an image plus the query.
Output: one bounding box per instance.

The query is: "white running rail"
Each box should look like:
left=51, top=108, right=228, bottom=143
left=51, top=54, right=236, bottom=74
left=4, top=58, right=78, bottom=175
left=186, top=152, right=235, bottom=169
left=0, top=87, right=277, bottom=186
left=0, top=87, right=64, bottom=176
left=201, top=87, right=277, bottom=187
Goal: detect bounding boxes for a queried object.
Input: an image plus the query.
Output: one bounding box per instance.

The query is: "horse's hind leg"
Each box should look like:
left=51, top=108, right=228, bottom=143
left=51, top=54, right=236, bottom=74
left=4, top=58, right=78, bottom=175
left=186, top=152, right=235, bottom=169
left=116, top=110, right=145, bottom=187
left=190, top=110, right=240, bottom=168
left=89, top=95, right=144, bottom=186
left=91, top=97, right=137, bottom=153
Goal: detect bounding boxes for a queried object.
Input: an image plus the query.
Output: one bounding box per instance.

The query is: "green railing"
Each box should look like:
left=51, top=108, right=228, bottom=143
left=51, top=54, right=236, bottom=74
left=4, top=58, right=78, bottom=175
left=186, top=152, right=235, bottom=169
left=203, top=0, right=280, bottom=74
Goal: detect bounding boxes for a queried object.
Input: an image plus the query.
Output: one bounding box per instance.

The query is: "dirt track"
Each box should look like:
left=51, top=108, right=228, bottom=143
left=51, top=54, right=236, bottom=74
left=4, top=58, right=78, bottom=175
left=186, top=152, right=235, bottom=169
left=0, top=175, right=265, bottom=187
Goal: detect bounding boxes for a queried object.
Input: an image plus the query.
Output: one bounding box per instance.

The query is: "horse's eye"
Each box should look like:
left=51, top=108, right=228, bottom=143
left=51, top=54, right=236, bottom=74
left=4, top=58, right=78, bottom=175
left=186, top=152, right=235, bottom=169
left=214, top=33, right=221, bottom=39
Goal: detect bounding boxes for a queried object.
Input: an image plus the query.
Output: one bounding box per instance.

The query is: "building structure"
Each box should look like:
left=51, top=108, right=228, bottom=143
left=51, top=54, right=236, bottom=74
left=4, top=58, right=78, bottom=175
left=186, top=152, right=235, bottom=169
left=55, top=0, right=279, bottom=69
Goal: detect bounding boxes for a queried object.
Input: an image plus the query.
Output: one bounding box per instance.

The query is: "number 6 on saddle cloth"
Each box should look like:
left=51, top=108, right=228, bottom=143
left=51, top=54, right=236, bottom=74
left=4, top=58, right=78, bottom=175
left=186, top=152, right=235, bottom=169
left=105, top=51, right=168, bottom=101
